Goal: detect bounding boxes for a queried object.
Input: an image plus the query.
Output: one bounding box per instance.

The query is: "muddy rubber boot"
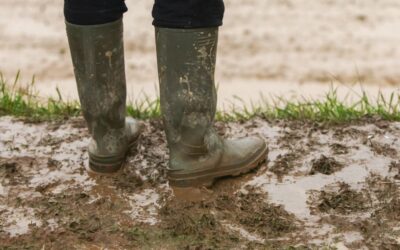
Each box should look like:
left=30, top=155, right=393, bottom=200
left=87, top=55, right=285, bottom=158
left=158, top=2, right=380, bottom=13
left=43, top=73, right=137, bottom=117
left=155, top=27, right=268, bottom=187
left=66, top=19, right=143, bottom=174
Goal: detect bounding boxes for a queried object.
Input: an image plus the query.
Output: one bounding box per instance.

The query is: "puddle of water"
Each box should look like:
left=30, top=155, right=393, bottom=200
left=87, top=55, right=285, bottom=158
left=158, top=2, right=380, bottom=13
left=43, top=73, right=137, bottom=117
left=247, top=152, right=392, bottom=220
left=245, top=123, right=396, bottom=221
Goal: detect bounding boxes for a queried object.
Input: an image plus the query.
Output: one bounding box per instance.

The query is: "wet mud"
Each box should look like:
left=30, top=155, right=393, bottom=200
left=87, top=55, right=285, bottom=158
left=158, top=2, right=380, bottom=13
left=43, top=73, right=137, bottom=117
left=1, top=116, right=400, bottom=249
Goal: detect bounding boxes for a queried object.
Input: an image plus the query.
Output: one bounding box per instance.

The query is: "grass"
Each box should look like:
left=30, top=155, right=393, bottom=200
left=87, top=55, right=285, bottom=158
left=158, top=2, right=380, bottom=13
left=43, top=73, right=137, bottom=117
left=216, top=89, right=400, bottom=122
left=0, top=72, right=160, bottom=122
left=0, top=73, right=80, bottom=122
left=1, top=72, right=400, bottom=122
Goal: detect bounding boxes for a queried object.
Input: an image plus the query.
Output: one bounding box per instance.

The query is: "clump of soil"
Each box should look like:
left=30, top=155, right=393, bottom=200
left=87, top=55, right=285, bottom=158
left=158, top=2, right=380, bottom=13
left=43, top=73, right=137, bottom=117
left=269, top=152, right=297, bottom=181
left=355, top=175, right=400, bottom=248
left=329, top=143, right=349, bottom=155
left=309, top=182, right=369, bottom=214
left=309, top=155, right=343, bottom=175
left=389, top=161, right=400, bottom=180
left=368, top=141, right=397, bottom=157
left=276, top=128, right=309, bottom=152
left=0, top=161, right=18, bottom=185
left=229, top=191, right=298, bottom=238
left=333, top=127, right=368, bottom=141
left=364, top=174, right=400, bottom=221
left=0, top=158, right=32, bottom=186
left=310, top=175, right=400, bottom=249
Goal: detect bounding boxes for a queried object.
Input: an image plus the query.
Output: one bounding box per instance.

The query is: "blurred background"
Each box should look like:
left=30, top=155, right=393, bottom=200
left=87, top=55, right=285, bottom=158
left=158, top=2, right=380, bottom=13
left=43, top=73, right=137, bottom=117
left=1, top=0, right=400, bottom=109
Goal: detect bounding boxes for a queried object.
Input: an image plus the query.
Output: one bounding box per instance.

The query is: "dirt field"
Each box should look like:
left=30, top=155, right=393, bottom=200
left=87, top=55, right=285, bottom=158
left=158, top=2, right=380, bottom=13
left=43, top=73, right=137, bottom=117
left=1, top=0, right=400, bottom=107
left=1, top=116, right=399, bottom=249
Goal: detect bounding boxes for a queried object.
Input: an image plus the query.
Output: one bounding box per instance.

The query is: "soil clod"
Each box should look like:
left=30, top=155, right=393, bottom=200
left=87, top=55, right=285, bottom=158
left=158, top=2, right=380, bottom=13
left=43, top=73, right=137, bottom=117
left=309, top=182, right=369, bottom=214
left=369, top=141, right=398, bottom=157
left=389, top=161, right=400, bottom=180
left=309, top=155, right=343, bottom=175
left=270, top=152, right=297, bottom=181
left=330, top=143, right=349, bottom=155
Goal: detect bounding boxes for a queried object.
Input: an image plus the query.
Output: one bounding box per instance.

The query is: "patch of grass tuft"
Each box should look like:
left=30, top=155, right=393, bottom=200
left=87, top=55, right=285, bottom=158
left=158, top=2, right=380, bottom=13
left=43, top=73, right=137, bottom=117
left=216, top=87, right=400, bottom=122
left=0, top=72, right=80, bottom=122
left=2, top=73, right=400, bottom=122
left=0, top=72, right=161, bottom=122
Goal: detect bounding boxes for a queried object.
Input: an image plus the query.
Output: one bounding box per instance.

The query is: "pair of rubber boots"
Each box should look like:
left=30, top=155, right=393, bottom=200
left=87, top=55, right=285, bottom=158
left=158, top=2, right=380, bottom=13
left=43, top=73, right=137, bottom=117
left=66, top=19, right=267, bottom=187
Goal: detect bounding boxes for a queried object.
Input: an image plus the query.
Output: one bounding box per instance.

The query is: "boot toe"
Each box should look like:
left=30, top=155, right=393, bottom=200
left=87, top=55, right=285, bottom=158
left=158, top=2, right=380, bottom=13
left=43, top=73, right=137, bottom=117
left=167, top=135, right=267, bottom=187
left=222, top=135, right=267, bottom=162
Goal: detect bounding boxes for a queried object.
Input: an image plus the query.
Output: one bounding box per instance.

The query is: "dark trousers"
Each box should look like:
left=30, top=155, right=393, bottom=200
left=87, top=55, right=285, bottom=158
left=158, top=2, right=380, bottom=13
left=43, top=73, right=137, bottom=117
left=64, top=0, right=225, bottom=28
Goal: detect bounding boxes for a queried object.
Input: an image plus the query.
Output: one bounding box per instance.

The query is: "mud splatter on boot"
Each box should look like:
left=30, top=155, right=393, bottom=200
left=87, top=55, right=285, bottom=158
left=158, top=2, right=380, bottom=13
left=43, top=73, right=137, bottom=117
left=66, top=19, right=143, bottom=174
left=155, top=27, right=267, bottom=187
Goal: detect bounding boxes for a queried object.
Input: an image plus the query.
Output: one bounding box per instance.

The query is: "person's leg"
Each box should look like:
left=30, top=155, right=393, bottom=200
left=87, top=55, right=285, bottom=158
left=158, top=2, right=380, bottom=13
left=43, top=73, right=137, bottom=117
left=152, top=0, right=225, bottom=28
left=153, top=1, right=267, bottom=187
left=64, top=0, right=128, bottom=25
left=65, top=0, right=143, bottom=174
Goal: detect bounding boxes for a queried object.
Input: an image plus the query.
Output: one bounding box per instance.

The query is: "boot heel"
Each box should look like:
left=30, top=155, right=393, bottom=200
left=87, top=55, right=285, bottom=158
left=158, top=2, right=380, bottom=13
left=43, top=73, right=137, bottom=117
left=88, top=158, right=125, bottom=174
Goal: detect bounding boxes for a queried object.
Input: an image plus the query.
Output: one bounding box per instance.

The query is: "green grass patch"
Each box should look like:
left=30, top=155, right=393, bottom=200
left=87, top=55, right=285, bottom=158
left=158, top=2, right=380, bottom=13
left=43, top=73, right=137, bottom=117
left=0, top=73, right=80, bottom=122
left=216, top=90, right=400, bottom=122
left=1, top=72, right=400, bottom=122
left=0, top=72, right=161, bottom=122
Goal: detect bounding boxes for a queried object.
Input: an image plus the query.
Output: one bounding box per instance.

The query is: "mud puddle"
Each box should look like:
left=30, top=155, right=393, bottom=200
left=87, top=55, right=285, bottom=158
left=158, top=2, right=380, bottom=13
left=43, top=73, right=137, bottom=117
left=1, top=116, right=400, bottom=249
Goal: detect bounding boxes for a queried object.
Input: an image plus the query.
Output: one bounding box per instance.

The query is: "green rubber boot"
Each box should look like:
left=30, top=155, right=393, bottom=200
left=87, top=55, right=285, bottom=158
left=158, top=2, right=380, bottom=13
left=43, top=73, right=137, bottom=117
left=66, top=19, right=143, bottom=174
left=155, top=27, right=268, bottom=187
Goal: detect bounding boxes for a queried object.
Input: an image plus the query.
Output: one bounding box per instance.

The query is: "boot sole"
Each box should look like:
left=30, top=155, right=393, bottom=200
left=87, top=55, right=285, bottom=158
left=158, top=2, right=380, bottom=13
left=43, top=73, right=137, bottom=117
left=168, top=145, right=268, bottom=188
left=88, top=136, right=139, bottom=175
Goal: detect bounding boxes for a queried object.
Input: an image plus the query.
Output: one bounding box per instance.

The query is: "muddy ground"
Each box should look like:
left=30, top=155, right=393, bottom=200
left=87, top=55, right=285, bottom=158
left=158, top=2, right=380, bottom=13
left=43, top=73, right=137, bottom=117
left=1, top=116, right=400, bottom=249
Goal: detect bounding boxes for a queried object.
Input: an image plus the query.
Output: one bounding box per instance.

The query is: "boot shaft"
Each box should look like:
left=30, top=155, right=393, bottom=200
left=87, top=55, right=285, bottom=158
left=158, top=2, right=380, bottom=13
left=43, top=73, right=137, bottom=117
left=155, top=27, right=219, bottom=153
left=66, top=19, right=127, bottom=138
